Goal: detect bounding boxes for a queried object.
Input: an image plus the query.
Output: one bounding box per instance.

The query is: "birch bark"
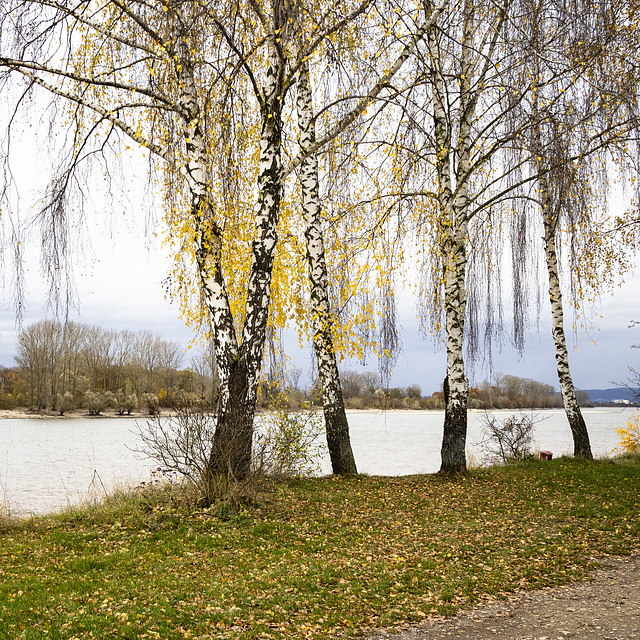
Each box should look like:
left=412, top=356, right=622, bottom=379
left=163, top=11, right=244, bottom=481
left=428, top=7, right=473, bottom=473
left=296, top=60, right=358, bottom=475
left=207, top=31, right=286, bottom=480
left=169, top=6, right=286, bottom=481
left=528, top=41, right=593, bottom=460
left=440, top=223, right=469, bottom=473
left=532, top=142, right=594, bottom=459
left=541, top=205, right=593, bottom=459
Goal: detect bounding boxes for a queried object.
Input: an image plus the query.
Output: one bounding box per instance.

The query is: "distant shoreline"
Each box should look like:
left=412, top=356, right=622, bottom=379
left=0, top=406, right=633, bottom=420
left=0, top=408, right=149, bottom=420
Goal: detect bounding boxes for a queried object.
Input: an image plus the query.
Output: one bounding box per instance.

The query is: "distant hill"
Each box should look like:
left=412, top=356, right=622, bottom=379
left=583, top=387, right=639, bottom=404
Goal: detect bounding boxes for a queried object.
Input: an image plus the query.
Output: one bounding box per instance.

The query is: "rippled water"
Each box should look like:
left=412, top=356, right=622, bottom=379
left=0, top=408, right=632, bottom=515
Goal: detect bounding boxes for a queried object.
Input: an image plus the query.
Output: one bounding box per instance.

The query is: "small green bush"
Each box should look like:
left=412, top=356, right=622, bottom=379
left=254, top=409, right=327, bottom=478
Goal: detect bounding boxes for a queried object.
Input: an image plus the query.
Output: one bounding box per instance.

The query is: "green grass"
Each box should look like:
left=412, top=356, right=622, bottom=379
left=1, top=455, right=639, bottom=639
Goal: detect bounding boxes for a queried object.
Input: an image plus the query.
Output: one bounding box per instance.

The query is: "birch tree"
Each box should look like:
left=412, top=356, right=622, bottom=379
left=290, top=0, right=447, bottom=473
left=374, top=0, right=639, bottom=471
left=504, top=0, right=640, bottom=458
left=1, top=0, right=443, bottom=483
left=414, top=0, right=513, bottom=472
left=0, top=0, right=291, bottom=479
left=296, top=60, right=358, bottom=474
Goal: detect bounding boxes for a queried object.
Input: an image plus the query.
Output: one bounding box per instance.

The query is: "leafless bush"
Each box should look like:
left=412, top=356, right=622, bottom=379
left=56, top=391, right=74, bottom=415
left=478, top=412, right=539, bottom=465
left=134, top=405, right=214, bottom=490
left=133, top=403, right=327, bottom=508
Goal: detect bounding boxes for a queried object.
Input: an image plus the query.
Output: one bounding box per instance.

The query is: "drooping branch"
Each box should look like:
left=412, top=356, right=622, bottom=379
left=30, top=0, right=172, bottom=61
left=283, top=0, right=446, bottom=179
left=5, top=64, right=173, bottom=161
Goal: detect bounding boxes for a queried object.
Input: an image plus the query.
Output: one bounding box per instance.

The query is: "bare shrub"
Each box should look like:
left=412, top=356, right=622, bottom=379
left=133, top=405, right=215, bottom=502
left=133, top=404, right=327, bottom=508
left=478, top=412, right=538, bottom=465
left=117, top=392, right=139, bottom=415
left=56, top=391, right=74, bottom=415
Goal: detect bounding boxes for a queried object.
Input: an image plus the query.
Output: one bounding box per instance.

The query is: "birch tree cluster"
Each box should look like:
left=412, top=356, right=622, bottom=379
left=1, top=0, right=639, bottom=484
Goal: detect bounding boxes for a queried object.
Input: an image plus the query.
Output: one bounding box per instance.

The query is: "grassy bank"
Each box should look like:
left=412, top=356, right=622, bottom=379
left=1, top=456, right=639, bottom=639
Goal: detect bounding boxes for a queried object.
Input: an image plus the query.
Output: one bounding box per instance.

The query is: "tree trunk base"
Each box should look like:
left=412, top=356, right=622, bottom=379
left=206, top=358, right=254, bottom=485
left=569, top=410, right=593, bottom=460
left=440, top=376, right=468, bottom=473
left=325, top=404, right=358, bottom=475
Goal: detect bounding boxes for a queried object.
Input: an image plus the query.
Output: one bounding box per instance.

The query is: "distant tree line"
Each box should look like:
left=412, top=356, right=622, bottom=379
left=0, top=320, right=218, bottom=414
left=0, top=323, right=597, bottom=415
left=259, top=370, right=591, bottom=412
left=429, top=374, right=590, bottom=410
left=467, top=375, right=590, bottom=410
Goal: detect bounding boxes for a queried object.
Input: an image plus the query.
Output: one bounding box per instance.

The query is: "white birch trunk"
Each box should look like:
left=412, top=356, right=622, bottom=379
left=296, top=60, right=357, bottom=475
left=530, top=81, right=593, bottom=460
left=429, top=16, right=470, bottom=473
left=540, top=180, right=593, bottom=459
left=169, top=18, right=244, bottom=481
left=170, top=11, right=286, bottom=481
left=440, top=222, right=469, bottom=472
left=208, top=33, right=286, bottom=480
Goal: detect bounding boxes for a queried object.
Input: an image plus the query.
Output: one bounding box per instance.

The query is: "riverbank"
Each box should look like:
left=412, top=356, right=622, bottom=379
left=1, top=409, right=630, bottom=515
left=0, top=406, right=630, bottom=420
left=0, top=408, right=146, bottom=419
left=1, top=455, right=639, bottom=638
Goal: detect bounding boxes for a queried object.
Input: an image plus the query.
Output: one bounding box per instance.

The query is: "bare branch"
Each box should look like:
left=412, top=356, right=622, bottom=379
left=283, top=0, right=446, bottom=179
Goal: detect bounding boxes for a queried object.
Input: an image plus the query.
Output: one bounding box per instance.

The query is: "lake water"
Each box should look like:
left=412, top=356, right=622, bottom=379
left=0, top=408, right=633, bottom=515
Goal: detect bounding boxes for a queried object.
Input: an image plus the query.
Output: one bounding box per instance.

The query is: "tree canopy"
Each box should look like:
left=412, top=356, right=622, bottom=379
left=1, top=0, right=639, bottom=482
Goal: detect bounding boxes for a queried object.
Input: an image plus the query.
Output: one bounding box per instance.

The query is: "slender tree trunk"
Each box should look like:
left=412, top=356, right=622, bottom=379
left=541, top=197, right=593, bottom=459
left=440, top=226, right=469, bottom=472
left=531, top=87, right=593, bottom=460
left=296, top=61, right=357, bottom=475
left=429, top=13, right=474, bottom=473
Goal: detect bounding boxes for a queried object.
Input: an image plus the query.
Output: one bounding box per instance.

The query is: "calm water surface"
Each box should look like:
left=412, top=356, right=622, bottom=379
left=0, top=408, right=632, bottom=515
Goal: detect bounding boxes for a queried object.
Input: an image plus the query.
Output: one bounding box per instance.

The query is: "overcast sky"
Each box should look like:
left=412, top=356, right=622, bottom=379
left=0, top=208, right=637, bottom=396
left=1, top=103, right=638, bottom=395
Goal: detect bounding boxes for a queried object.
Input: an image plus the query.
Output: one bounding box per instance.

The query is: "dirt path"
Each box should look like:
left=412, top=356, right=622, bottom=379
left=370, top=552, right=640, bottom=640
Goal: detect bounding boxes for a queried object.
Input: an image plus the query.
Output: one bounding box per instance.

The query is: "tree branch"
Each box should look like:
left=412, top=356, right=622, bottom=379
left=282, top=0, right=446, bottom=179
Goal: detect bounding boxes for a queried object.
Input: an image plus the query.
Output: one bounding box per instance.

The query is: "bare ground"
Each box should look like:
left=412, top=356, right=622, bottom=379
left=370, top=552, right=640, bottom=640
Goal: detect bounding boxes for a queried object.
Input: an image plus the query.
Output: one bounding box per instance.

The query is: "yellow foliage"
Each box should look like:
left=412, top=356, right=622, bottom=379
left=613, top=411, right=640, bottom=455
left=60, top=0, right=440, bottom=373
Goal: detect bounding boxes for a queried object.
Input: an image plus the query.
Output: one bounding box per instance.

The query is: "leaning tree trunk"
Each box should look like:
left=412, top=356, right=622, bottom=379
left=296, top=61, right=357, bottom=475
left=532, top=90, right=593, bottom=460
left=541, top=208, right=593, bottom=459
